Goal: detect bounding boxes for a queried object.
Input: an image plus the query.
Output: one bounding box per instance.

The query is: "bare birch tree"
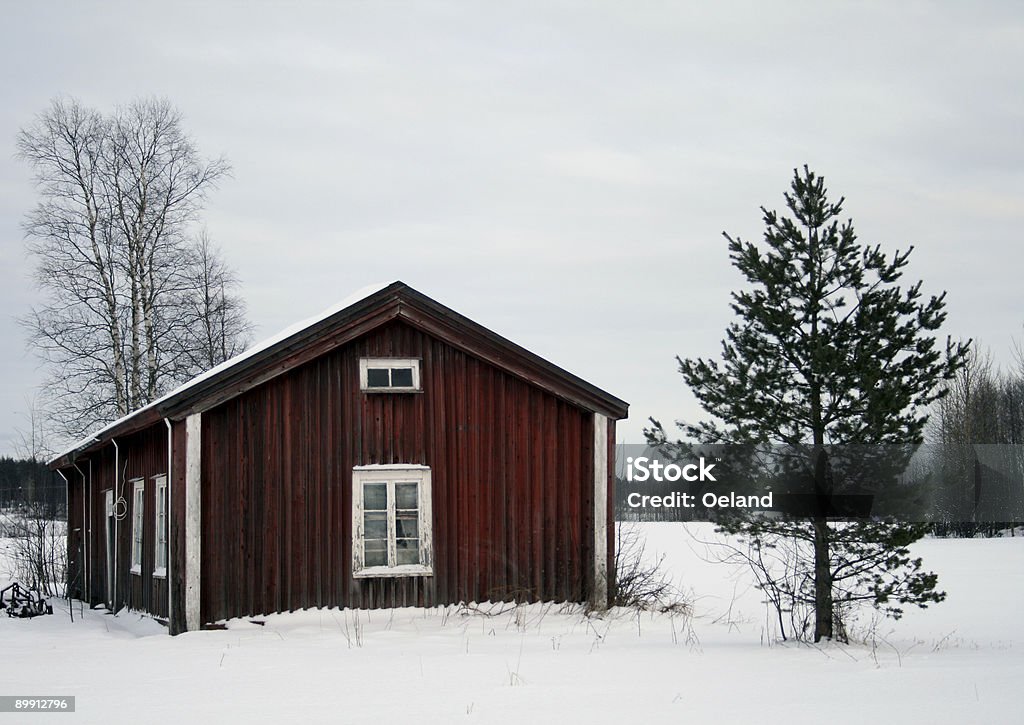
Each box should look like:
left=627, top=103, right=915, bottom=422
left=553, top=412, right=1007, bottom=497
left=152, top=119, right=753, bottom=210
left=13, top=392, right=54, bottom=463
left=17, top=96, right=247, bottom=440
left=169, top=230, right=254, bottom=377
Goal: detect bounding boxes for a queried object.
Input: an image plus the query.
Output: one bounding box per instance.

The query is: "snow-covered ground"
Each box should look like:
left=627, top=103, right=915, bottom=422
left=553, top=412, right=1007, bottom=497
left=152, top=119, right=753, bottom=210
left=2, top=523, right=1020, bottom=724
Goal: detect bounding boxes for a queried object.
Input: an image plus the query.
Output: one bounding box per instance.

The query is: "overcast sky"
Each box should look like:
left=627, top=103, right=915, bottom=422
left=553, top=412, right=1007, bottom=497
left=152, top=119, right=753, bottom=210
left=1, top=1, right=1022, bottom=457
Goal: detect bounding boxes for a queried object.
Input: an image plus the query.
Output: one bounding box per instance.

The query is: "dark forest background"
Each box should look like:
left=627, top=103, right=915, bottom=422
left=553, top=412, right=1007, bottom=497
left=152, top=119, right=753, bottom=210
left=0, top=456, right=63, bottom=518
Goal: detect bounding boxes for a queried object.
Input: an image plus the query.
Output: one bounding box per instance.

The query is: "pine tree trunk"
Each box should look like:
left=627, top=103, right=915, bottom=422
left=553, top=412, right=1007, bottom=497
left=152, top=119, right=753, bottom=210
left=812, top=515, right=833, bottom=641
left=811, top=438, right=833, bottom=642
left=808, top=223, right=834, bottom=643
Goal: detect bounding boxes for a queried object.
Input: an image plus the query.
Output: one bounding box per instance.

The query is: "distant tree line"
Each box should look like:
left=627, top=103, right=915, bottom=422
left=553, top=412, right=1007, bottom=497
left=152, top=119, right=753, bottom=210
left=616, top=348, right=1024, bottom=534
left=931, top=346, right=1024, bottom=446
left=927, top=346, right=1024, bottom=536
left=0, top=456, right=63, bottom=519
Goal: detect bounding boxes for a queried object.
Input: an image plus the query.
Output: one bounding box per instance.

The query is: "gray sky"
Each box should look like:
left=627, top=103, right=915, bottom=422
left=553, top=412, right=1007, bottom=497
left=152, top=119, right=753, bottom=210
left=1, top=1, right=1022, bottom=456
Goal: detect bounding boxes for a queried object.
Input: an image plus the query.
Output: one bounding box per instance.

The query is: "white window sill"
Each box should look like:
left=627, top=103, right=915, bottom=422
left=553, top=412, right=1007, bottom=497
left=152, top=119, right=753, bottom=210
left=353, top=464, right=431, bottom=471
left=354, top=564, right=433, bottom=579
left=153, top=568, right=167, bottom=579
left=360, top=387, right=423, bottom=394
left=130, top=566, right=141, bottom=576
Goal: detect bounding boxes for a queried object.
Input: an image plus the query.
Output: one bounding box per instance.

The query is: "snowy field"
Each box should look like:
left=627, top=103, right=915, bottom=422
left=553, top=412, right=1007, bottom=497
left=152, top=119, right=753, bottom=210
left=2, top=523, right=1021, bottom=724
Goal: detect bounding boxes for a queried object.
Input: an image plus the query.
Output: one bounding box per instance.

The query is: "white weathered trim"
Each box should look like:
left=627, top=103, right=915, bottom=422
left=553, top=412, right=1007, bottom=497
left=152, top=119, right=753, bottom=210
left=130, top=478, right=145, bottom=575
left=164, top=418, right=173, bottom=626
left=358, top=357, right=422, bottom=392
left=185, top=413, right=202, bottom=631
left=353, top=564, right=433, bottom=578
left=353, top=464, right=431, bottom=471
left=152, top=474, right=168, bottom=578
left=351, top=466, right=433, bottom=578
left=592, top=413, right=609, bottom=609
left=104, top=489, right=114, bottom=608
left=111, top=438, right=119, bottom=611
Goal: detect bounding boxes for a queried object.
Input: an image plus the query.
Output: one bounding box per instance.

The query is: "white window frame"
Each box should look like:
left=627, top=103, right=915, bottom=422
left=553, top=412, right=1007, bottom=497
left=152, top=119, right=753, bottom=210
left=352, top=465, right=432, bottom=578
left=152, top=475, right=168, bottom=578
left=359, top=357, right=422, bottom=392
left=130, top=478, right=145, bottom=575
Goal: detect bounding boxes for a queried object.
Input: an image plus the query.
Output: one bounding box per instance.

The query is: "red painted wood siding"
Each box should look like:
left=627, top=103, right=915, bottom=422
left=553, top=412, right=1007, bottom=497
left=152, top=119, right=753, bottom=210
left=199, top=320, right=600, bottom=623
left=61, top=424, right=170, bottom=619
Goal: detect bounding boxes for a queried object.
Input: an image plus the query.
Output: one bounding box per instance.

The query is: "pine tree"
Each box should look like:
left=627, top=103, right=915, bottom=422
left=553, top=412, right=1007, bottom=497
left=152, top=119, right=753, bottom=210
left=649, top=166, right=968, bottom=641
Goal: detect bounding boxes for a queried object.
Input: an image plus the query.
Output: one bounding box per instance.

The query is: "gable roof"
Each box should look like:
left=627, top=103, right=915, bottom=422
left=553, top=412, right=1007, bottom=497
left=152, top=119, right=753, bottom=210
left=50, top=281, right=628, bottom=468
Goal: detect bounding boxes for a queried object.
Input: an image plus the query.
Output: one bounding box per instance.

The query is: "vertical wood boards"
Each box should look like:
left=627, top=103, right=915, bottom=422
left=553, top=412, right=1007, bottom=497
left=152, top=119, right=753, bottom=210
left=196, top=320, right=602, bottom=622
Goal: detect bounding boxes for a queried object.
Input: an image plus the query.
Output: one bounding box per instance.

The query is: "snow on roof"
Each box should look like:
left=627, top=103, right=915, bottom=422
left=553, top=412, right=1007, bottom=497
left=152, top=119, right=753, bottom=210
left=49, top=280, right=395, bottom=465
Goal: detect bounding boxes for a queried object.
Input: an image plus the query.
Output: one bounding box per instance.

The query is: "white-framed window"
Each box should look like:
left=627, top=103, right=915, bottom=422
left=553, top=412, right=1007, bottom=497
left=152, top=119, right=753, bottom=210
left=153, top=475, right=168, bottom=578
left=359, top=357, right=421, bottom=392
left=130, top=478, right=145, bottom=575
left=352, top=465, right=432, bottom=578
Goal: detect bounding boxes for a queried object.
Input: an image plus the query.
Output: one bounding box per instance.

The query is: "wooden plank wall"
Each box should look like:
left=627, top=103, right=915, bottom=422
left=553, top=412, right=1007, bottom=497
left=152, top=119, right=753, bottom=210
left=199, top=320, right=597, bottom=623
left=61, top=424, right=169, bottom=620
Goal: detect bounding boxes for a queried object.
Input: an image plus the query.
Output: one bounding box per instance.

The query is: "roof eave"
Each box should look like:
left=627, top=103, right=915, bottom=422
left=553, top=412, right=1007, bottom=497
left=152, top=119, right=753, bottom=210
left=48, top=281, right=628, bottom=469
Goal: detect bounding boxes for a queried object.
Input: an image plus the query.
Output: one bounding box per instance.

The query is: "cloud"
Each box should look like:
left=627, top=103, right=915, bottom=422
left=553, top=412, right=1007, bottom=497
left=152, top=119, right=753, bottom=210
left=543, top=147, right=666, bottom=186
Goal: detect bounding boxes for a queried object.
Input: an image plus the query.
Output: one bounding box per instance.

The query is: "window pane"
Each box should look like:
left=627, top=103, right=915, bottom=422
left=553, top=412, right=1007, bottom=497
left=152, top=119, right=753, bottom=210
left=395, top=482, right=418, bottom=510
left=353, top=465, right=430, bottom=573
left=363, top=511, right=387, bottom=540
left=366, top=368, right=390, bottom=387
left=390, top=367, right=413, bottom=387
left=363, top=483, right=387, bottom=510
left=395, top=540, right=420, bottom=565
left=364, top=541, right=387, bottom=568
left=396, top=512, right=418, bottom=539
left=132, top=487, right=144, bottom=566
left=155, top=484, right=167, bottom=569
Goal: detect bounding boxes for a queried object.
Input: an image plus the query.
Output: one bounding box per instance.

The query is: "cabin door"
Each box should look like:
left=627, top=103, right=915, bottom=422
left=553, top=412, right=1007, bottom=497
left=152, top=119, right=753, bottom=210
left=104, top=490, right=114, bottom=609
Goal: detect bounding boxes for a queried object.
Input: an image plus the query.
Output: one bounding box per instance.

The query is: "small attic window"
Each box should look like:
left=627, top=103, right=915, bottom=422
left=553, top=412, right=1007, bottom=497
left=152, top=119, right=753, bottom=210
left=360, top=358, right=422, bottom=392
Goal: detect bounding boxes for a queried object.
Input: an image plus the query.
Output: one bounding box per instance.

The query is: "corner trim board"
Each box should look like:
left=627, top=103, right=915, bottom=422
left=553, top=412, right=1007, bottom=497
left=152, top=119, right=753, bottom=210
left=592, top=413, right=609, bottom=609
left=185, top=413, right=202, bottom=631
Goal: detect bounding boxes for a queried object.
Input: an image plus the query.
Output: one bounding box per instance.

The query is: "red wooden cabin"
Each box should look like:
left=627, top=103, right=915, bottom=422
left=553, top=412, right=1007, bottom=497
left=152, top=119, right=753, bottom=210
left=51, top=282, right=628, bottom=634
